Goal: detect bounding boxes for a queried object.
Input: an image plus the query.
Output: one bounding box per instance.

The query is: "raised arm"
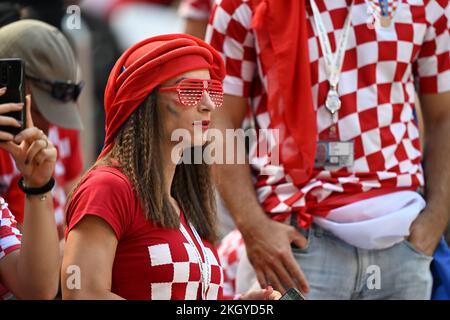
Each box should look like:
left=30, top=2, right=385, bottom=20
left=0, top=94, right=59, bottom=299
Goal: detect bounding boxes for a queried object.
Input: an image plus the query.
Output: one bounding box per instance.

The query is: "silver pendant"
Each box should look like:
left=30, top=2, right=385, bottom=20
left=325, top=88, right=341, bottom=115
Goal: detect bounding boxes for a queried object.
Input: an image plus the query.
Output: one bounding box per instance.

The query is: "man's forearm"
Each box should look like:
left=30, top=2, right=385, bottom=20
left=422, top=114, right=450, bottom=230
left=214, top=162, right=269, bottom=234
left=17, top=193, right=59, bottom=299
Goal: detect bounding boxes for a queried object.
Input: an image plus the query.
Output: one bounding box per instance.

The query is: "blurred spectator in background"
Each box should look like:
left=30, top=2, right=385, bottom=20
left=77, top=3, right=121, bottom=157
left=107, top=0, right=185, bottom=51
left=8, top=0, right=122, bottom=164
left=179, top=0, right=212, bottom=39
left=0, top=2, right=21, bottom=27
left=0, top=20, right=84, bottom=251
left=18, top=0, right=101, bottom=165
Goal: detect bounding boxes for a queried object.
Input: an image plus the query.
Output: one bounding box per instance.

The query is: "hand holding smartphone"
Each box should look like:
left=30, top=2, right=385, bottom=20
left=0, top=58, right=26, bottom=140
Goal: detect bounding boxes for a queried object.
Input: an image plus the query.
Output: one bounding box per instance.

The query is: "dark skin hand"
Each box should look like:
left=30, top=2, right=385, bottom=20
left=408, top=92, right=450, bottom=257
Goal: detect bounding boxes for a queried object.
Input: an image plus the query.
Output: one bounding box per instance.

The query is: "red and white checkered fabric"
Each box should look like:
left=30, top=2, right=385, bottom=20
left=0, top=197, right=22, bottom=300
left=179, top=0, right=213, bottom=20
left=148, top=240, right=224, bottom=299
left=0, top=126, right=83, bottom=238
left=207, top=0, right=450, bottom=296
left=217, top=229, right=245, bottom=297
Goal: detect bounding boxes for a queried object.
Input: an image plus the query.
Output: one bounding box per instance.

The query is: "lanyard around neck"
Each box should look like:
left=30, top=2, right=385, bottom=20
left=378, top=0, right=389, bottom=16
left=310, top=0, right=354, bottom=88
left=179, top=221, right=211, bottom=300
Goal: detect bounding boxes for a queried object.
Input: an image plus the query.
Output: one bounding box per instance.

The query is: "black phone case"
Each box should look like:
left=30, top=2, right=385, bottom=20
left=0, top=58, right=26, bottom=137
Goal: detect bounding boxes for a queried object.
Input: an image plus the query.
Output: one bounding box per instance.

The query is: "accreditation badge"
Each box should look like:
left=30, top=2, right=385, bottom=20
left=315, top=141, right=354, bottom=169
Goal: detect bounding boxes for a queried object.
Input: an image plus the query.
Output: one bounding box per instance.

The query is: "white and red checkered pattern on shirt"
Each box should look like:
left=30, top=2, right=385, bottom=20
left=217, top=229, right=245, bottom=297
left=0, top=126, right=83, bottom=238
left=207, top=0, right=450, bottom=296
left=148, top=241, right=224, bottom=299
left=0, top=197, right=22, bottom=300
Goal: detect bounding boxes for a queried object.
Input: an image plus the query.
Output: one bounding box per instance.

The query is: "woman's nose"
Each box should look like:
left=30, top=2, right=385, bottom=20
left=198, top=90, right=216, bottom=112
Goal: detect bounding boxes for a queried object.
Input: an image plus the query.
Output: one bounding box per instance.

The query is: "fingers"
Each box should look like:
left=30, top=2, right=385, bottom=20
left=287, top=229, right=310, bottom=293
left=284, top=257, right=309, bottom=294
left=0, top=131, right=14, bottom=141
left=290, top=228, right=308, bottom=249
left=263, top=286, right=274, bottom=300
left=255, top=269, right=268, bottom=292
left=260, top=235, right=308, bottom=294
left=14, top=127, right=44, bottom=145
left=0, top=102, right=23, bottom=115
left=270, top=259, right=298, bottom=293
left=32, top=147, right=57, bottom=166
left=265, top=286, right=282, bottom=300
left=0, top=115, right=22, bottom=128
left=0, top=102, right=23, bottom=140
left=270, top=291, right=282, bottom=300
left=25, top=138, right=48, bottom=165
left=264, top=268, right=285, bottom=294
left=0, top=141, right=21, bottom=157
left=0, top=87, right=6, bottom=96
left=25, top=95, right=33, bottom=128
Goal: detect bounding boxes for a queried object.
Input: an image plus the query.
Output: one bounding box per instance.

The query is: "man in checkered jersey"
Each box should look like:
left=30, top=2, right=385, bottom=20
left=207, top=0, right=450, bottom=299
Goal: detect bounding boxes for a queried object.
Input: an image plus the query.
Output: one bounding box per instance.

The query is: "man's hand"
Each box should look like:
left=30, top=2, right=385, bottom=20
left=408, top=208, right=445, bottom=257
left=241, top=214, right=310, bottom=295
left=413, top=91, right=450, bottom=257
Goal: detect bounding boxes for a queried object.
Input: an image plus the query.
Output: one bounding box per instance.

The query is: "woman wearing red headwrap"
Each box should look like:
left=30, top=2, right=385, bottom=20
left=61, top=34, right=280, bottom=300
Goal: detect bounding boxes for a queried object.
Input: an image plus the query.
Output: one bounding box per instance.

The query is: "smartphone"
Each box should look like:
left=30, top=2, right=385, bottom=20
left=0, top=58, right=26, bottom=137
left=279, top=288, right=306, bottom=300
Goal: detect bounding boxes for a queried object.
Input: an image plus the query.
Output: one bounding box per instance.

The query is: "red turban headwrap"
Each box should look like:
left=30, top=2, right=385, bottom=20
left=100, top=34, right=225, bottom=158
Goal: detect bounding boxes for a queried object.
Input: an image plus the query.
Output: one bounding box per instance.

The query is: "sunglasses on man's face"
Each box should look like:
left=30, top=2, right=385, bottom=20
left=26, top=75, right=84, bottom=102
left=158, top=78, right=224, bottom=108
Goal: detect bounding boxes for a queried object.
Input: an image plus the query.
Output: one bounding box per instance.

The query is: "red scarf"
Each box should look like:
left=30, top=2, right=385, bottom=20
left=252, top=0, right=317, bottom=186
left=101, top=34, right=225, bottom=158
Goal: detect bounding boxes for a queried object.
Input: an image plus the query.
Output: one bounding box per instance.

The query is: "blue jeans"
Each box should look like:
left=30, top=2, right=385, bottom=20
left=293, top=224, right=433, bottom=299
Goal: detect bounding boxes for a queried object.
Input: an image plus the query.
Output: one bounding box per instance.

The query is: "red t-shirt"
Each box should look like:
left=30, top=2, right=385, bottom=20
left=66, top=166, right=224, bottom=300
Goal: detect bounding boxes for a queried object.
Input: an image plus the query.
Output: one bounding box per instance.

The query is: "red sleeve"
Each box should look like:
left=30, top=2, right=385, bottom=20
left=60, top=128, right=84, bottom=182
left=65, top=168, right=134, bottom=240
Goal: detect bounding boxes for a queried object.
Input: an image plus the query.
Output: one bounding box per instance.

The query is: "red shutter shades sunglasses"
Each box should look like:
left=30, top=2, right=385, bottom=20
left=158, top=78, right=224, bottom=108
